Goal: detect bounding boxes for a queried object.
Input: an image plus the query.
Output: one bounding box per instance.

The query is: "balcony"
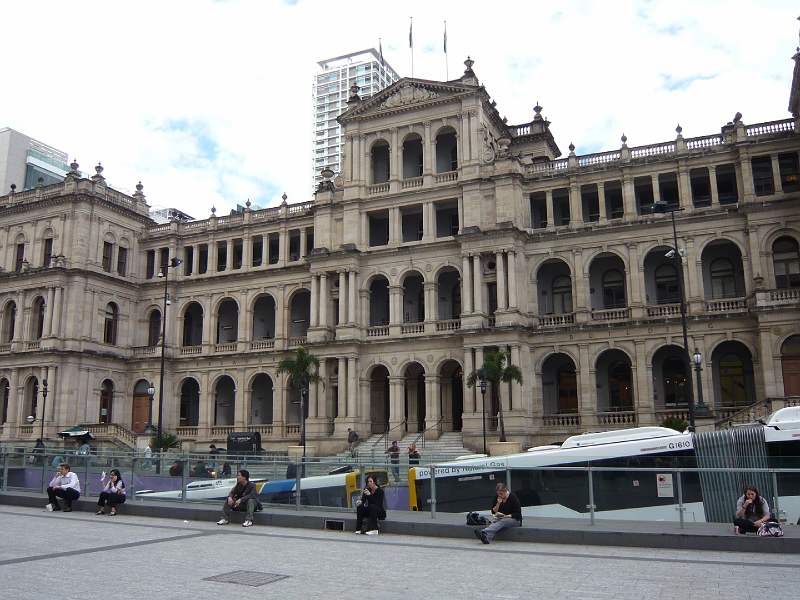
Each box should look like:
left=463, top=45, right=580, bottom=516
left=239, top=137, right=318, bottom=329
left=753, top=288, right=800, bottom=310
left=542, top=413, right=580, bottom=427
left=538, top=313, right=575, bottom=327
left=590, top=307, right=630, bottom=322
left=214, top=343, right=237, bottom=353
left=597, top=411, right=637, bottom=426
left=366, top=325, right=389, bottom=338
left=646, top=303, right=680, bottom=318
left=180, top=346, right=202, bottom=356
left=133, top=346, right=157, bottom=357
left=705, top=297, right=747, bottom=314
left=435, top=318, right=461, bottom=332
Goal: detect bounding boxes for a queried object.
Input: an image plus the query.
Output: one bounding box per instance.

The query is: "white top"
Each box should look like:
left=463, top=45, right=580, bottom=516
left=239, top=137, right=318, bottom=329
left=49, top=471, right=81, bottom=493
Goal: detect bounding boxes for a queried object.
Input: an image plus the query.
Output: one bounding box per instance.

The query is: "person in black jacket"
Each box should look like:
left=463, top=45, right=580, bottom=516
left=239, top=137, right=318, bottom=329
left=355, top=474, right=386, bottom=536
left=216, top=469, right=262, bottom=527
left=474, top=482, right=522, bottom=544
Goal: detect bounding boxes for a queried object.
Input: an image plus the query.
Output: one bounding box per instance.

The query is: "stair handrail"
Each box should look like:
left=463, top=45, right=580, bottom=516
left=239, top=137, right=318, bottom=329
left=369, top=419, right=407, bottom=455
left=414, top=415, right=444, bottom=449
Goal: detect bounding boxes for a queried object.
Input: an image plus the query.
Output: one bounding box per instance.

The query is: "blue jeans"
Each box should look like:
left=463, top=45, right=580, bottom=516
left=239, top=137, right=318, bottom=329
left=481, top=517, right=521, bottom=541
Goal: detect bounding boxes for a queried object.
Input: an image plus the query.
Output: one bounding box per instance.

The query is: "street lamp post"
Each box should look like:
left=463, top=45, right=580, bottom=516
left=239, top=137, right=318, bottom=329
left=27, top=379, right=48, bottom=440
left=478, top=369, right=487, bottom=455
left=692, top=348, right=709, bottom=412
left=145, top=382, right=156, bottom=434
left=157, top=257, right=183, bottom=456
left=652, top=201, right=696, bottom=431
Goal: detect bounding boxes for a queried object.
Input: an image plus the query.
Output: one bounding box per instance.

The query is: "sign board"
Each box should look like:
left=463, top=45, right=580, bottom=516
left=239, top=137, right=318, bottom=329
left=656, top=473, right=674, bottom=498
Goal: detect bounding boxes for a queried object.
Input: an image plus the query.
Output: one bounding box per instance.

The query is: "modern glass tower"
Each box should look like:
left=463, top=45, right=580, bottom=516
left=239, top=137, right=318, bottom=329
left=311, top=49, right=399, bottom=194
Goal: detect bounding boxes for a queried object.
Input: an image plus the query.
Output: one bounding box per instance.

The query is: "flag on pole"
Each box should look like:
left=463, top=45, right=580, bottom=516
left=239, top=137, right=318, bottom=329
left=379, top=38, right=384, bottom=66
left=444, top=22, right=447, bottom=53
left=409, top=18, right=413, bottom=48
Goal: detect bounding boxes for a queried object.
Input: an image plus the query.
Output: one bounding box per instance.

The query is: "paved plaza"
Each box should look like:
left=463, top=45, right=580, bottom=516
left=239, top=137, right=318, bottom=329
left=2, top=505, right=799, bottom=600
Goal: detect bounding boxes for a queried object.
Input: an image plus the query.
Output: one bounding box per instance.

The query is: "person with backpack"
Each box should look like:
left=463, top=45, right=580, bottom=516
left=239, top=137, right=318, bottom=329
left=347, top=428, right=360, bottom=457
left=474, top=482, right=522, bottom=544
left=733, top=485, right=770, bottom=534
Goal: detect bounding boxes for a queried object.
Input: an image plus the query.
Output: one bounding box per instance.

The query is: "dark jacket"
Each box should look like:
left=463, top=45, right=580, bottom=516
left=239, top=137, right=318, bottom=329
left=493, top=492, right=523, bottom=523
left=229, top=480, right=263, bottom=511
left=360, top=485, right=385, bottom=510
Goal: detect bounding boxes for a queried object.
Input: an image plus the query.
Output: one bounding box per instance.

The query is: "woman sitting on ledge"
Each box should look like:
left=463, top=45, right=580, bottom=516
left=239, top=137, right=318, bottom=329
left=733, top=485, right=770, bottom=534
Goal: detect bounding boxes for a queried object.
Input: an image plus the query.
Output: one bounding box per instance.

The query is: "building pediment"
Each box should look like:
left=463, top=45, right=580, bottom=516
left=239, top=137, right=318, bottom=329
left=339, top=77, right=483, bottom=123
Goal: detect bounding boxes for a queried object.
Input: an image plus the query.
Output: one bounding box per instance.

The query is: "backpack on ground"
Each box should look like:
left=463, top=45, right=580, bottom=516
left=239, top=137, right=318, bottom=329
left=757, top=520, right=784, bottom=537
left=466, top=512, right=489, bottom=526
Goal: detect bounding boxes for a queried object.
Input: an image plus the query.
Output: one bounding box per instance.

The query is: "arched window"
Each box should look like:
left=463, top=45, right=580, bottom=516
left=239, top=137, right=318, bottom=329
left=99, top=380, right=113, bottom=423
left=148, top=310, right=162, bottom=347
left=608, top=361, right=633, bottom=410
left=773, top=237, right=800, bottom=289
left=31, top=297, right=45, bottom=340
left=1, top=378, right=9, bottom=424
left=663, top=357, right=687, bottom=406
left=602, top=270, right=626, bottom=309
left=557, top=365, right=578, bottom=413
left=552, top=276, right=573, bottom=314
left=655, top=264, right=679, bottom=304
left=1, top=301, right=16, bottom=343
left=104, top=303, right=118, bottom=345
left=371, top=140, right=390, bottom=184
left=710, top=258, right=737, bottom=299
left=719, top=353, right=748, bottom=407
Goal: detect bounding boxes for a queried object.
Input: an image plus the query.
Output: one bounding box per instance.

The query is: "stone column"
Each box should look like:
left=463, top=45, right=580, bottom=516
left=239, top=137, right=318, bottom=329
left=545, top=190, right=554, bottom=230
left=43, top=286, right=54, bottom=337
left=472, top=254, right=483, bottom=314
left=337, top=357, right=347, bottom=418
left=510, top=345, right=522, bottom=411
left=423, top=120, right=432, bottom=174
left=390, top=127, right=399, bottom=182
left=389, top=286, right=402, bottom=325
left=708, top=166, right=720, bottom=206
left=496, top=251, right=507, bottom=310
left=51, top=287, right=63, bottom=337
left=348, top=270, right=358, bottom=324
left=192, top=244, right=200, bottom=275
left=634, top=339, right=654, bottom=424
left=507, top=250, right=518, bottom=309
left=569, top=180, right=583, bottom=228
left=310, top=274, right=319, bottom=328
left=464, top=349, right=475, bottom=413
left=424, top=281, right=437, bottom=321
left=389, top=376, right=405, bottom=429
left=652, top=175, right=661, bottom=207
left=320, top=273, right=329, bottom=329
left=578, top=343, right=593, bottom=419
left=338, top=271, right=347, bottom=325
left=597, top=182, right=607, bottom=225
left=425, top=374, right=441, bottom=431
left=771, top=156, right=782, bottom=193
left=461, top=254, right=473, bottom=314
left=622, top=171, right=637, bottom=221
left=347, top=356, right=358, bottom=417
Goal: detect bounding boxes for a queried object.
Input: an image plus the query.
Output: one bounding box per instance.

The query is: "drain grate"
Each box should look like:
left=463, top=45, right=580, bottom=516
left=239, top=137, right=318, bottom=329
left=204, top=570, right=289, bottom=587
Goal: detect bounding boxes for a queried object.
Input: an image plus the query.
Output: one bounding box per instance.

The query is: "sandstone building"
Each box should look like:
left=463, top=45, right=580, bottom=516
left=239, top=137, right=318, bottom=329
left=1, top=53, right=799, bottom=453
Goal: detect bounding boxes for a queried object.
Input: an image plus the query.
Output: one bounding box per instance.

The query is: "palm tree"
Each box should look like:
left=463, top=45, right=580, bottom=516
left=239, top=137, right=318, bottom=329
left=465, top=350, right=523, bottom=443
left=276, top=347, right=321, bottom=450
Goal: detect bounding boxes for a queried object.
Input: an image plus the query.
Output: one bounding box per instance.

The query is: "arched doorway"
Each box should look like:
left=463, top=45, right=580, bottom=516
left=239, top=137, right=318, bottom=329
left=251, top=374, right=274, bottom=425
left=781, top=335, right=800, bottom=396
left=439, top=360, right=463, bottom=432
left=369, top=365, right=390, bottom=434
left=180, top=379, right=200, bottom=427
left=99, top=380, right=114, bottom=423
left=132, top=379, right=152, bottom=433
left=404, top=362, right=426, bottom=433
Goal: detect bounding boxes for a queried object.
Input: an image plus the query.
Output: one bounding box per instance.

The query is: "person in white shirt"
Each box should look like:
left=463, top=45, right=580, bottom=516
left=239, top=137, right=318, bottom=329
left=96, top=469, right=126, bottom=515
left=46, top=462, right=81, bottom=512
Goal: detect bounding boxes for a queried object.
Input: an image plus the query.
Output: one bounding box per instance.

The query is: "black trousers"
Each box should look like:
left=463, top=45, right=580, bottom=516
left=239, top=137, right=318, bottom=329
left=733, top=517, right=761, bottom=534
left=47, top=487, right=80, bottom=508
left=356, top=503, right=386, bottom=532
left=97, top=492, right=127, bottom=508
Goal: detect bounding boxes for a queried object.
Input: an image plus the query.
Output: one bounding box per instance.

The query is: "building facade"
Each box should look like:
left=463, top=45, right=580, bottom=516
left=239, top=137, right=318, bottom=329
left=312, top=49, right=400, bottom=195
left=1, top=56, right=799, bottom=453
left=0, top=128, right=78, bottom=194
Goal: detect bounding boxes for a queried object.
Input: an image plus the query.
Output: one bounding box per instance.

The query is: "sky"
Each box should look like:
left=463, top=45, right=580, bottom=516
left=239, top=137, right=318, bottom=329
left=0, top=0, right=797, bottom=218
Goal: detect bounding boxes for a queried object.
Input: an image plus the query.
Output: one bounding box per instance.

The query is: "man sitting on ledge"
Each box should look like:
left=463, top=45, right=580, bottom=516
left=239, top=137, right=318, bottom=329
left=217, top=469, right=262, bottom=528
left=474, top=482, right=522, bottom=544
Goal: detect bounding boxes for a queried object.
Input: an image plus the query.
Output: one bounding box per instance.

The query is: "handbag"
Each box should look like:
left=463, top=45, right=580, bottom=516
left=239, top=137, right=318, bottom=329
left=757, top=521, right=784, bottom=537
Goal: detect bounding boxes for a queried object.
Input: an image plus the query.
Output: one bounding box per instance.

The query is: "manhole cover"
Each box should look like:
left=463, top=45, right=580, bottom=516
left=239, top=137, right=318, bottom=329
left=204, top=570, right=289, bottom=587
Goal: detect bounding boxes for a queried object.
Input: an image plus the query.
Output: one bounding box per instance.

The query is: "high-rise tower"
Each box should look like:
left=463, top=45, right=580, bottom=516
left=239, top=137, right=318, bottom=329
left=311, top=49, right=399, bottom=193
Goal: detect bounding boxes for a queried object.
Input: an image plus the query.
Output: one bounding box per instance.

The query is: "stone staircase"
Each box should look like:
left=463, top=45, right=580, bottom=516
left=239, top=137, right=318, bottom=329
left=360, top=431, right=475, bottom=464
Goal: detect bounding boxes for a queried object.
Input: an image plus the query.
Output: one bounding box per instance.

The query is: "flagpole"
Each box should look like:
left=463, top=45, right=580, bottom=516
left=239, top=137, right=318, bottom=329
left=444, top=21, right=448, bottom=80
left=410, top=17, right=414, bottom=81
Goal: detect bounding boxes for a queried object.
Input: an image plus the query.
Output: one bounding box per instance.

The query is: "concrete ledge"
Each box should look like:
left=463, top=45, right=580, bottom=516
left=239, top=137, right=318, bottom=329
left=3, top=491, right=798, bottom=554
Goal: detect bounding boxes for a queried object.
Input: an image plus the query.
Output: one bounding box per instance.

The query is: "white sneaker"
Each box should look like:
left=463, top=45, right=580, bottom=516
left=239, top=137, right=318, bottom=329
left=45, top=504, right=53, bottom=512
left=242, top=520, right=252, bottom=527
left=216, top=519, right=228, bottom=525
left=354, top=530, right=362, bottom=534
left=365, top=530, right=379, bottom=536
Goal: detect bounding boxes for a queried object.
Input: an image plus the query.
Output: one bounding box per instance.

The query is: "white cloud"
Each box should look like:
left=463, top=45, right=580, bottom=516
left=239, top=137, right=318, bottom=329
left=0, top=0, right=796, bottom=217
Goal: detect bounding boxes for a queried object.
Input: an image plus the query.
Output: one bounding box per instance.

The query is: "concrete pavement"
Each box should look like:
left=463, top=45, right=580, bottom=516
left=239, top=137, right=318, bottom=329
left=2, top=502, right=800, bottom=600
